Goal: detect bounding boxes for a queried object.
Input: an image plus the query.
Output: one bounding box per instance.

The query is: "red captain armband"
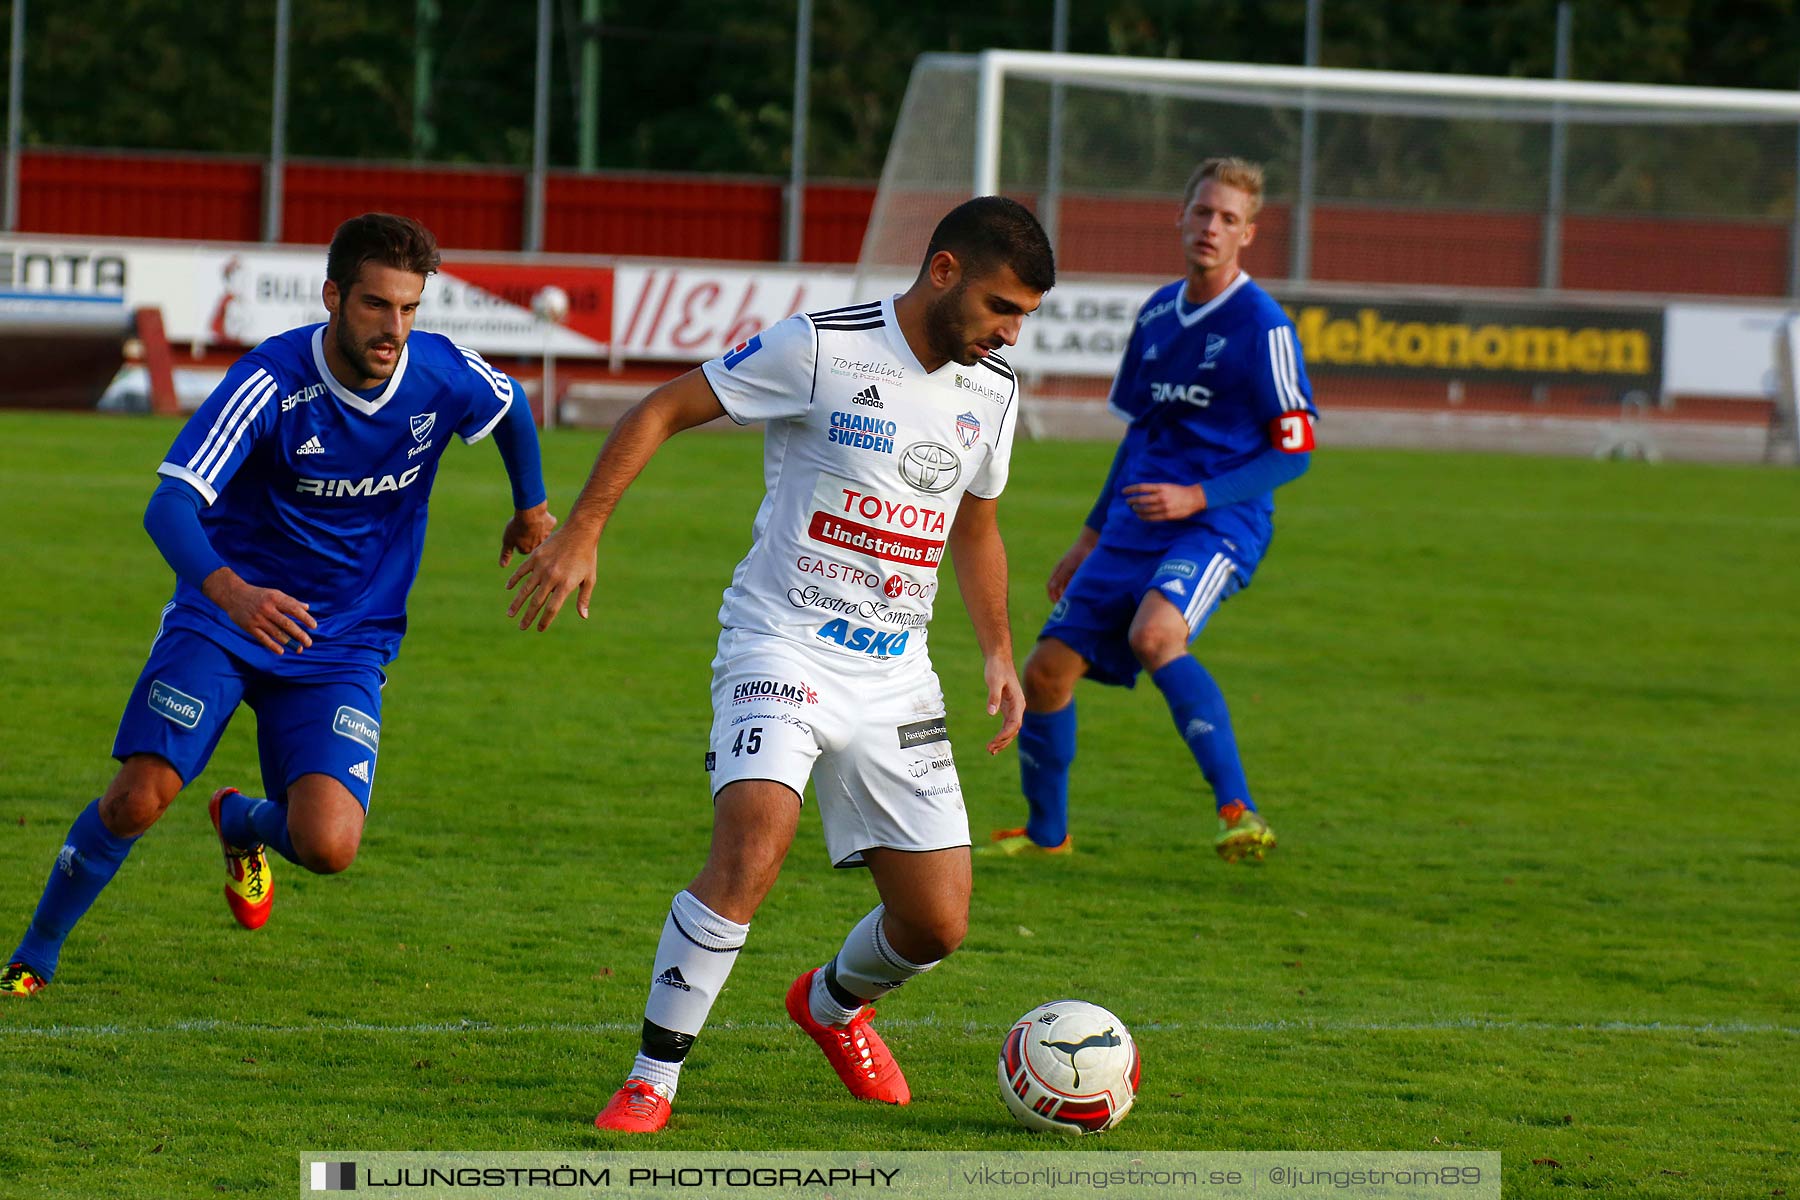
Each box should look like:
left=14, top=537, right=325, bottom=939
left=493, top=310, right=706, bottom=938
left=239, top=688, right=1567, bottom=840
left=1270, top=412, right=1315, bottom=453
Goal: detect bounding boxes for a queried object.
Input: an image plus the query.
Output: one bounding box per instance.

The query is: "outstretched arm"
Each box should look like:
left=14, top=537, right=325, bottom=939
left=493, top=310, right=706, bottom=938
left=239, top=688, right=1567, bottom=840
left=946, top=494, right=1024, bottom=754
left=490, top=388, right=556, bottom=566
left=505, top=368, right=726, bottom=631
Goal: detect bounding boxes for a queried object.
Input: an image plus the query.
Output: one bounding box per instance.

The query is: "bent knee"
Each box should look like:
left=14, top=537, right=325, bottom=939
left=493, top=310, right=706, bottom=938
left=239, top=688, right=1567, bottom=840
left=292, top=829, right=360, bottom=875
left=1023, top=651, right=1080, bottom=710
left=98, top=782, right=177, bottom=837
left=926, top=921, right=968, bottom=961
left=895, top=915, right=967, bottom=965
left=1128, top=624, right=1187, bottom=668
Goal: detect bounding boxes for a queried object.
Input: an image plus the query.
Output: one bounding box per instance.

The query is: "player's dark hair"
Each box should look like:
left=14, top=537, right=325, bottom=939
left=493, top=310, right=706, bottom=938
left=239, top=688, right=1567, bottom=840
left=326, top=213, right=442, bottom=295
left=920, top=196, right=1055, bottom=293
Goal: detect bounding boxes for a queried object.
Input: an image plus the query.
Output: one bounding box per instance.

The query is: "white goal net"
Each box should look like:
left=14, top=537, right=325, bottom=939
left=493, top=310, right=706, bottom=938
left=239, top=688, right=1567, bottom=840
left=860, top=52, right=1800, bottom=463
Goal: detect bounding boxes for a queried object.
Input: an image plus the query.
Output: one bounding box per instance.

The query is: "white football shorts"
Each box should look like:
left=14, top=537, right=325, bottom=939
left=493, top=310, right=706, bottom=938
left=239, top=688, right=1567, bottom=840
left=706, top=628, right=968, bottom=867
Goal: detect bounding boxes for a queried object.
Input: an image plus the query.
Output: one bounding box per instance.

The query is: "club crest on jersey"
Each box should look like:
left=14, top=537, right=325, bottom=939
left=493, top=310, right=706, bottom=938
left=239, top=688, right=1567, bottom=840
left=410, top=412, right=436, bottom=443
left=1205, top=333, right=1228, bottom=362
left=954, top=411, right=981, bottom=449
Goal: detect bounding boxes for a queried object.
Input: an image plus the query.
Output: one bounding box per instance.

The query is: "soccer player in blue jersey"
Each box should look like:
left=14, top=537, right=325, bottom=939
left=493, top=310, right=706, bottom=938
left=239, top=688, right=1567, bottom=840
left=987, top=157, right=1316, bottom=864
left=1, top=213, right=554, bottom=997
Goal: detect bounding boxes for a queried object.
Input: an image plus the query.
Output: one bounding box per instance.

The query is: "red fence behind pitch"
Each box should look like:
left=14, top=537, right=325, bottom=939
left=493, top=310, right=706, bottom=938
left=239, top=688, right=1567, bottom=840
left=13, top=148, right=1793, bottom=298
left=18, top=148, right=875, bottom=264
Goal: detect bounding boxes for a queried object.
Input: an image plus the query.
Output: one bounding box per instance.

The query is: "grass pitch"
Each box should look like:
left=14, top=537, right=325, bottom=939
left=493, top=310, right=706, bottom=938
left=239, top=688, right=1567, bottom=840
left=0, top=411, right=1795, bottom=1198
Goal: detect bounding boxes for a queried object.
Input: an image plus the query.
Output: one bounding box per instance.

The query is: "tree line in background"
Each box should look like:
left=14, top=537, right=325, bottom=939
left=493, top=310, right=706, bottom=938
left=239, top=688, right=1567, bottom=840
left=17, top=0, right=1800, bottom=180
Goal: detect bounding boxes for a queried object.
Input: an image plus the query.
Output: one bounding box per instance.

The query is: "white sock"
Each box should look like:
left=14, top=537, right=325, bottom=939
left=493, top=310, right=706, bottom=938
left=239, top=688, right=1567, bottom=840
left=641, top=889, right=749, bottom=1051
left=628, top=1054, right=680, bottom=1097
left=811, top=904, right=936, bottom=1027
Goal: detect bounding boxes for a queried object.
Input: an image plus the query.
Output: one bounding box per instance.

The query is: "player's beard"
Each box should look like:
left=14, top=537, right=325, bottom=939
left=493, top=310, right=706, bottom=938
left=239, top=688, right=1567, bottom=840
left=335, top=321, right=402, bottom=384
left=923, top=280, right=980, bottom=367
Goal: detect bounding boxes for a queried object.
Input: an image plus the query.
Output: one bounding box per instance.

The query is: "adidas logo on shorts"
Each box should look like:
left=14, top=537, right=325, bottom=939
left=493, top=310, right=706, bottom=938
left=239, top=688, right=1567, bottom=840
left=349, top=761, right=371, bottom=783
left=655, top=966, right=692, bottom=991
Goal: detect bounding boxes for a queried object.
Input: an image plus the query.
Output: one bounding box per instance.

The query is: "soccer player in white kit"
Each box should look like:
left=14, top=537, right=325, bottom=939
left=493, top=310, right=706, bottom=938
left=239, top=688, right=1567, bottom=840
left=508, top=197, right=1054, bottom=1132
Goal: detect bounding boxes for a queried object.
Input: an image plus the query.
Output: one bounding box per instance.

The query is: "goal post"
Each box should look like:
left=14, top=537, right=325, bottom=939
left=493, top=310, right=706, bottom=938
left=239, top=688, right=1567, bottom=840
left=1771, top=314, right=1800, bottom=464
left=865, top=51, right=1800, bottom=281
left=859, top=52, right=1800, bottom=463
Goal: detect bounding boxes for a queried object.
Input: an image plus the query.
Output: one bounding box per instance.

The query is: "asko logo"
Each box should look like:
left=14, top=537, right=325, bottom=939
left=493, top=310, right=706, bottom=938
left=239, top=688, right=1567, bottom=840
left=807, top=475, right=947, bottom=567
left=815, top=618, right=910, bottom=658
left=296, top=466, right=422, bottom=498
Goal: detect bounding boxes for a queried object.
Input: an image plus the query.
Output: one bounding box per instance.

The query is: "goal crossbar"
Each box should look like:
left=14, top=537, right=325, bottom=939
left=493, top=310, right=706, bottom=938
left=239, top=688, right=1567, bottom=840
left=971, top=50, right=1800, bottom=195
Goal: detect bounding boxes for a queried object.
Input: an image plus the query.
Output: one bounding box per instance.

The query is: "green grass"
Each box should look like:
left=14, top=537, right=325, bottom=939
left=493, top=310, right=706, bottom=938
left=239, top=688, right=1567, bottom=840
left=1, top=411, right=1796, bottom=1198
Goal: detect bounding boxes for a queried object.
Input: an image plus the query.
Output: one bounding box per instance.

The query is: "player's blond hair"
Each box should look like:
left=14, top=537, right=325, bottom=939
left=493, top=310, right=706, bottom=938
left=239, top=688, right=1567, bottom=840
left=1183, top=157, right=1265, bottom=220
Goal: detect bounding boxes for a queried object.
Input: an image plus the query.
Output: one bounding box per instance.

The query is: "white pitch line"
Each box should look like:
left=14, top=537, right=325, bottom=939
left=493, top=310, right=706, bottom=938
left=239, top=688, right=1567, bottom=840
left=2, top=1017, right=1793, bottom=1040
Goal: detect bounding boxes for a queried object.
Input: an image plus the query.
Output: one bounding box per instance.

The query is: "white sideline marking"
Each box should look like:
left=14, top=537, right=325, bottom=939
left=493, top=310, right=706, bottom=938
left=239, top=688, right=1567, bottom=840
left=2, top=1017, right=1793, bottom=1040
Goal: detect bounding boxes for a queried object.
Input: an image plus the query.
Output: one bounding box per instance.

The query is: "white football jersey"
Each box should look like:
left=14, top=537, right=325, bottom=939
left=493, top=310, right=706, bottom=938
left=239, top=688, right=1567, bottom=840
left=699, top=294, right=1021, bottom=667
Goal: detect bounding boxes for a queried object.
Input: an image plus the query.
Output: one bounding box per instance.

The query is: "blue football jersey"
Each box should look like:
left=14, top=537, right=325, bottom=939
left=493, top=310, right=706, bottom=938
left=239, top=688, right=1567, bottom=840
left=155, top=324, right=515, bottom=673
left=1098, top=273, right=1316, bottom=552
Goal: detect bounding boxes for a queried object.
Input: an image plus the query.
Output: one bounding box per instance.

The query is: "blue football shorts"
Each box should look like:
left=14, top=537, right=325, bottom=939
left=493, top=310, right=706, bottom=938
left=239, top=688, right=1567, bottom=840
left=112, top=623, right=385, bottom=810
left=1038, top=529, right=1262, bottom=687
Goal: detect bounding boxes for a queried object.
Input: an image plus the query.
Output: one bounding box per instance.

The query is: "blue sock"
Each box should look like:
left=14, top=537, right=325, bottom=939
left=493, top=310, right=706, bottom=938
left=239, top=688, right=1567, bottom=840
left=1151, top=656, right=1255, bottom=813
left=1018, top=703, right=1077, bottom=846
left=219, top=790, right=300, bottom=865
left=11, top=799, right=139, bottom=980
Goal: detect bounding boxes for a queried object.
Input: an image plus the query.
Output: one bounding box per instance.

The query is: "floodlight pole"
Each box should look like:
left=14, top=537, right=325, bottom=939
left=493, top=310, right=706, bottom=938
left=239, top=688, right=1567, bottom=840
left=525, top=0, right=551, bottom=252
left=413, top=0, right=438, bottom=160
left=1541, top=1, right=1573, bottom=290
left=974, top=53, right=1003, bottom=198
left=1789, top=69, right=1800, bottom=298
left=783, top=0, right=812, bottom=262
left=578, top=0, right=601, bottom=171
left=1040, top=0, right=1070, bottom=248
left=263, top=0, right=291, bottom=243
left=3, top=0, right=23, bottom=233
left=1289, top=0, right=1322, bottom=282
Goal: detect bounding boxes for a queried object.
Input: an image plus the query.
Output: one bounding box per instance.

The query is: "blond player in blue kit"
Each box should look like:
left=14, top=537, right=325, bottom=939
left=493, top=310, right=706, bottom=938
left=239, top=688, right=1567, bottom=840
left=988, top=157, right=1318, bottom=865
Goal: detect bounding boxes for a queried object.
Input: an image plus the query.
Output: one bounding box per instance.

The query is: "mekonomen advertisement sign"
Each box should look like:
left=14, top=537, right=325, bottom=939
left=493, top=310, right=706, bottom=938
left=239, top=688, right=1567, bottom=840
left=1282, top=297, right=1664, bottom=392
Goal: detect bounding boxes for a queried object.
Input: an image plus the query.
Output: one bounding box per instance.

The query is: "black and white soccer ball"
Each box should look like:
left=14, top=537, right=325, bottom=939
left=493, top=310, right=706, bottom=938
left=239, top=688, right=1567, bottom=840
left=998, top=1000, right=1139, bottom=1134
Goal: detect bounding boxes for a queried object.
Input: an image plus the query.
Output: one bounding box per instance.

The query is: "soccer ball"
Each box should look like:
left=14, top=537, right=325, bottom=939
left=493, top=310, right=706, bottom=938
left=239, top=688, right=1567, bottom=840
left=531, top=284, right=570, bottom=324
left=997, top=1000, right=1139, bottom=1134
